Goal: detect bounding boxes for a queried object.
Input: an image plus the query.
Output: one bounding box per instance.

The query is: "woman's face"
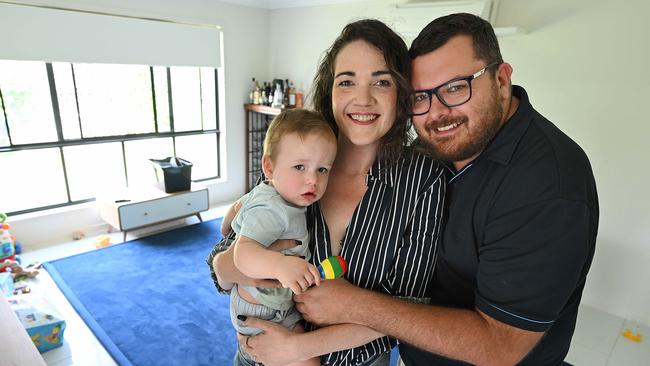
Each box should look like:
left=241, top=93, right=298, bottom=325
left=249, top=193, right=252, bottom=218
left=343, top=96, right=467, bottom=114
left=331, top=40, right=397, bottom=149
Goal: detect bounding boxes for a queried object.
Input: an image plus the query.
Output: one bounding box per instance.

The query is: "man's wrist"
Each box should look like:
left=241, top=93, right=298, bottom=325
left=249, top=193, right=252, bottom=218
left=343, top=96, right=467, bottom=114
left=340, top=284, right=375, bottom=325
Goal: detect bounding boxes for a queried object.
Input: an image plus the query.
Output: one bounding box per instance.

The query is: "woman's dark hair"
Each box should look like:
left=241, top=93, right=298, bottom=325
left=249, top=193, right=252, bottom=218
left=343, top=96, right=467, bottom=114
left=410, top=13, right=503, bottom=70
left=310, top=19, right=412, bottom=163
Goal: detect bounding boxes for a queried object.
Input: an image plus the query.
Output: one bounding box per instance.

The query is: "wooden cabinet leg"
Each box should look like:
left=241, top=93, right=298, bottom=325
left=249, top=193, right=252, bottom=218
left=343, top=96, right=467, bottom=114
left=197, top=213, right=203, bottom=223
left=123, top=232, right=127, bottom=242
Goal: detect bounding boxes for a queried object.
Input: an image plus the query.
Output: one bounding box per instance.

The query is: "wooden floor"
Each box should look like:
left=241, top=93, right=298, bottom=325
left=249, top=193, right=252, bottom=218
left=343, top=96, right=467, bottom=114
left=14, top=203, right=650, bottom=366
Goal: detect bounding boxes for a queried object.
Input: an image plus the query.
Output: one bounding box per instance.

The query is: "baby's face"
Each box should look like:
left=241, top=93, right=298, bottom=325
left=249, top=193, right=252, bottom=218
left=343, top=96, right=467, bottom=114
left=266, top=132, right=337, bottom=207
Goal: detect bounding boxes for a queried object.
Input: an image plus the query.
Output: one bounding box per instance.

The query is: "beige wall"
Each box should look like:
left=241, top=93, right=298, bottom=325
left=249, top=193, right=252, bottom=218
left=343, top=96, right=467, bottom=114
left=268, top=0, right=650, bottom=324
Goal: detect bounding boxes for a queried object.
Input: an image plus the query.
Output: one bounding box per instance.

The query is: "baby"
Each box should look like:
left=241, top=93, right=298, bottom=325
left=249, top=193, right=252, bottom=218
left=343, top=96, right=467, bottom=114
left=221, top=108, right=337, bottom=366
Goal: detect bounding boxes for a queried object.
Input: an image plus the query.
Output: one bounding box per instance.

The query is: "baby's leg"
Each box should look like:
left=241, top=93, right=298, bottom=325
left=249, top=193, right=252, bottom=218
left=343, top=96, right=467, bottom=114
left=284, top=323, right=320, bottom=366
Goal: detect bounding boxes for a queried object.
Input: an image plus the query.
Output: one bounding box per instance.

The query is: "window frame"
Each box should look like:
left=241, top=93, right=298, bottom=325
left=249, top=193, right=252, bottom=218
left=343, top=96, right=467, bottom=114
left=0, top=61, right=221, bottom=216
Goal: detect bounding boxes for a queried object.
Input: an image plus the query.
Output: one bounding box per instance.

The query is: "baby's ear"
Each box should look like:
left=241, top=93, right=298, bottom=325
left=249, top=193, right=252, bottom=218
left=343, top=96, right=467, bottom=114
left=261, top=155, right=274, bottom=179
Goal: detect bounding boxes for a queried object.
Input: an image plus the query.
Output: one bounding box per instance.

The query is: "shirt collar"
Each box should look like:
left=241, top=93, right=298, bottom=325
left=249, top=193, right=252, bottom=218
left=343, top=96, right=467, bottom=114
left=368, top=159, right=395, bottom=187
left=478, top=85, right=533, bottom=166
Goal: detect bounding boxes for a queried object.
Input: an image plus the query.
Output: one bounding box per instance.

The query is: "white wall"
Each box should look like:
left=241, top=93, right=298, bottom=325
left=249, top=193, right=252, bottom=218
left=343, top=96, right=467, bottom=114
left=9, top=0, right=650, bottom=324
left=267, top=0, right=650, bottom=324
left=269, top=0, right=392, bottom=94
left=9, top=0, right=271, bottom=247
left=268, top=0, right=478, bottom=95
left=496, top=0, right=650, bottom=325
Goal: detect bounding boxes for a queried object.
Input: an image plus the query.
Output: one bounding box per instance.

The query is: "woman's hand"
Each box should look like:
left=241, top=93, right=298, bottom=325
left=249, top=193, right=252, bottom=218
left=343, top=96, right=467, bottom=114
left=238, top=317, right=305, bottom=366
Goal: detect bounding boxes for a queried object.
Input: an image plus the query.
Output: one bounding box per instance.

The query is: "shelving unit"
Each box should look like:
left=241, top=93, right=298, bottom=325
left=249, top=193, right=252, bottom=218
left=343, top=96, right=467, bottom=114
left=244, top=103, right=281, bottom=192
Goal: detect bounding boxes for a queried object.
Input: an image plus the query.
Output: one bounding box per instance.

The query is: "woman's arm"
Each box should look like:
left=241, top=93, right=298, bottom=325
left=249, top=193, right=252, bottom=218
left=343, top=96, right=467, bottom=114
left=221, top=199, right=242, bottom=237
left=239, top=317, right=384, bottom=366
left=233, top=236, right=320, bottom=294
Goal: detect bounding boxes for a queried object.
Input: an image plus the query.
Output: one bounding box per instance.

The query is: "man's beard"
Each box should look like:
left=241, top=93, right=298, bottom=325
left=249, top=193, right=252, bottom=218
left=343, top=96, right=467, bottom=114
left=419, top=87, right=504, bottom=164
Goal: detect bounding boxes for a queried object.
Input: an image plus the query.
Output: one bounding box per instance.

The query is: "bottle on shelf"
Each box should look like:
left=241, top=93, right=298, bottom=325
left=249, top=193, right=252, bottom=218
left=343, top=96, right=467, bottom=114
left=265, top=82, right=273, bottom=106
left=295, top=81, right=304, bottom=109
left=288, top=81, right=296, bottom=108
left=282, top=79, right=290, bottom=108
left=253, top=80, right=261, bottom=105
left=261, top=82, right=268, bottom=106
left=249, top=77, right=256, bottom=104
left=273, top=83, right=284, bottom=108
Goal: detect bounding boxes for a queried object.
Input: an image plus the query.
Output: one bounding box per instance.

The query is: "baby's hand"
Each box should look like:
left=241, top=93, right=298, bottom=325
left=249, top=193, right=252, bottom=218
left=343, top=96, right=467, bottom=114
left=275, top=256, right=321, bottom=294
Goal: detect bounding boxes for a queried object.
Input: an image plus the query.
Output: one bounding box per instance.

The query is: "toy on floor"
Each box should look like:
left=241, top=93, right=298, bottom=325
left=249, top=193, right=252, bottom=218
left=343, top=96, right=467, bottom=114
left=8, top=294, right=67, bottom=353
left=623, top=329, right=643, bottom=343
left=1, top=259, right=39, bottom=279
left=318, top=255, right=348, bottom=279
left=94, top=234, right=112, bottom=248
left=1, top=212, right=17, bottom=267
left=0, top=213, right=39, bottom=279
left=13, top=280, right=31, bottom=295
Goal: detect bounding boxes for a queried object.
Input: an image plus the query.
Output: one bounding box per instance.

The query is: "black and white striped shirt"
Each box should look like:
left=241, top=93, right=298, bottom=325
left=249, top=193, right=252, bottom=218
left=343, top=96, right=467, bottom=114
left=307, top=150, right=446, bottom=366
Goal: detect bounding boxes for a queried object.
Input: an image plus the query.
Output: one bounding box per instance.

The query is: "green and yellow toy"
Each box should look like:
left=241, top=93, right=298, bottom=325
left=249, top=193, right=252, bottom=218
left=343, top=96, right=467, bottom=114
left=318, top=255, right=347, bottom=279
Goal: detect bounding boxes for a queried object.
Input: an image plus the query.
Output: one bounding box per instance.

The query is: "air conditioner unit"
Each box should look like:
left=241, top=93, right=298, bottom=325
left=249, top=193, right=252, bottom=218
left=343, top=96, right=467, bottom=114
left=389, top=0, right=523, bottom=43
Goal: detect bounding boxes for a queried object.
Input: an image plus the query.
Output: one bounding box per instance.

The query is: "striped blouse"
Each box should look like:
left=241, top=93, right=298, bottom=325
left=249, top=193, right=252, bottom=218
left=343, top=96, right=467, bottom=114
left=308, top=150, right=446, bottom=366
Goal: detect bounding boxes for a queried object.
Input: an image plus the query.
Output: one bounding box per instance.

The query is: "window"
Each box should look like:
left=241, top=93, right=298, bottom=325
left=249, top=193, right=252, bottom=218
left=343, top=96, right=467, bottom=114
left=0, top=59, right=221, bottom=215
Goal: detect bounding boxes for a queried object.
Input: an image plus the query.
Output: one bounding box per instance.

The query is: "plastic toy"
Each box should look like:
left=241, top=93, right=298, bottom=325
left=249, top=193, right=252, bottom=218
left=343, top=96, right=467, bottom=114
left=94, top=234, right=112, bottom=248
left=13, top=280, right=31, bottom=295
left=1, top=259, right=39, bottom=279
left=8, top=295, right=66, bottom=353
left=318, top=255, right=348, bottom=279
left=1, top=212, right=17, bottom=268
left=623, top=329, right=643, bottom=342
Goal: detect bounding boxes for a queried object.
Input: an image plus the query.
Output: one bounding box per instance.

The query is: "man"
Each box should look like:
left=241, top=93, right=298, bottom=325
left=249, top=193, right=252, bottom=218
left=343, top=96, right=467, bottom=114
left=285, top=13, right=598, bottom=365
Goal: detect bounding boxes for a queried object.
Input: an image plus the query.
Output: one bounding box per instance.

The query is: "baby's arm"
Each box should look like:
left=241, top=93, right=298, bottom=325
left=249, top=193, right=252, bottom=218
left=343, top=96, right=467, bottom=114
left=233, top=235, right=320, bottom=294
left=221, top=199, right=242, bottom=237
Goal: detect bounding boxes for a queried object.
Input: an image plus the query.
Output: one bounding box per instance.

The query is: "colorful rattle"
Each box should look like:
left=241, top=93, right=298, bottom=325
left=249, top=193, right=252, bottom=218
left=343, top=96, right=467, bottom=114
left=318, top=255, right=347, bottom=279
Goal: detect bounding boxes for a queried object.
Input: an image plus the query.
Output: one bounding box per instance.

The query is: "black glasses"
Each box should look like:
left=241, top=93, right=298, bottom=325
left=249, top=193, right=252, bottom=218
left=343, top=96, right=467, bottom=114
left=411, top=62, right=499, bottom=116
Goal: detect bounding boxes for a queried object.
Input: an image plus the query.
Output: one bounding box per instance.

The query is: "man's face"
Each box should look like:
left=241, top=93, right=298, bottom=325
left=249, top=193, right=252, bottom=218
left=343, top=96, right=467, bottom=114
left=411, top=35, right=508, bottom=168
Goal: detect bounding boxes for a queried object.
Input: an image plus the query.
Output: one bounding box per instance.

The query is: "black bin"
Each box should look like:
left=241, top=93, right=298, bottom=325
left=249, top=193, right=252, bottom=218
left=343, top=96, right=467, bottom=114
left=150, top=157, right=193, bottom=193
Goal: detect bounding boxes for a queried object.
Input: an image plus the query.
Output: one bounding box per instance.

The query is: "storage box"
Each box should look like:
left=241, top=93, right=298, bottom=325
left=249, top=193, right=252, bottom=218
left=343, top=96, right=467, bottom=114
left=150, top=157, right=193, bottom=193
left=0, top=272, right=13, bottom=296
left=7, top=294, right=66, bottom=353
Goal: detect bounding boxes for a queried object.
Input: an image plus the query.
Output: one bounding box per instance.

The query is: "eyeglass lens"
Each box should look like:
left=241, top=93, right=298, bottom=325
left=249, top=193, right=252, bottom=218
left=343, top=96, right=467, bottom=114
left=412, top=79, right=472, bottom=115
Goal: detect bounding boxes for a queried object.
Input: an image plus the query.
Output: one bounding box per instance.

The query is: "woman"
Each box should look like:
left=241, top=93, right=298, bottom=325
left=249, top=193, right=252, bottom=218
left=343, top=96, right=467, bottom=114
left=211, top=19, right=446, bottom=366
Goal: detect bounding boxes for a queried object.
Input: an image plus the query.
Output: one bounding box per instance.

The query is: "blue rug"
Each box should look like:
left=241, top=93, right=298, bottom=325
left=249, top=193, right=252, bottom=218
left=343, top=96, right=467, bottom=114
left=44, top=219, right=235, bottom=366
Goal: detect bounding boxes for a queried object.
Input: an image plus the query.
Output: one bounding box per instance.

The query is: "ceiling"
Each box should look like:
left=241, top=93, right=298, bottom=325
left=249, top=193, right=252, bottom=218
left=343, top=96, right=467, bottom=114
left=216, top=0, right=363, bottom=10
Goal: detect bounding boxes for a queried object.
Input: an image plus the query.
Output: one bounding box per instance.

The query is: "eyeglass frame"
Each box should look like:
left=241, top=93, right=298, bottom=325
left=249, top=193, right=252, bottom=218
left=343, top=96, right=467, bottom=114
left=411, top=62, right=501, bottom=116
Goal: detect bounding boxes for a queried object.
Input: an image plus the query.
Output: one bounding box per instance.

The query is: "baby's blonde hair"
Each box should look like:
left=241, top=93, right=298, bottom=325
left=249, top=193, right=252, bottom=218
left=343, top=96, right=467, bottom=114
left=263, top=109, right=336, bottom=160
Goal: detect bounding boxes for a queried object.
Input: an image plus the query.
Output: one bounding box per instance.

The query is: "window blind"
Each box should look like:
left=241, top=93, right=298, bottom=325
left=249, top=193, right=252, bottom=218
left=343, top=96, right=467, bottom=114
left=0, top=2, right=221, bottom=67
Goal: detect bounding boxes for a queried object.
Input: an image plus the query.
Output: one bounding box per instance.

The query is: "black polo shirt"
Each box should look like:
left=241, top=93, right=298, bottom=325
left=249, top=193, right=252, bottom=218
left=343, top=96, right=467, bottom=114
left=400, top=86, right=599, bottom=365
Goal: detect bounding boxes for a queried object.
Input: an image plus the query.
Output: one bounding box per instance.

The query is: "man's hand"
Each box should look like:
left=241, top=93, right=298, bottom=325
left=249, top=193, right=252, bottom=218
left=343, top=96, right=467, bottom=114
left=294, top=278, right=359, bottom=326
left=275, top=256, right=321, bottom=295
left=238, top=317, right=303, bottom=366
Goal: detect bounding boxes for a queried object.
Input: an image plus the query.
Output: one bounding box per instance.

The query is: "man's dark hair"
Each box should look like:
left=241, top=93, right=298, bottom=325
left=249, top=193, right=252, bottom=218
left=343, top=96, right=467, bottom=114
left=311, top=19, right=412, bottom=163
left=410, top=13, right=503, bottom=68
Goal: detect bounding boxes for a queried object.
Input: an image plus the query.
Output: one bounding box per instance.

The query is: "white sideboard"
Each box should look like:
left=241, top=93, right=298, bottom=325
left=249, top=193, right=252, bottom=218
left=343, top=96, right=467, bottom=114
left=98, top=183, right=209, bottom=241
